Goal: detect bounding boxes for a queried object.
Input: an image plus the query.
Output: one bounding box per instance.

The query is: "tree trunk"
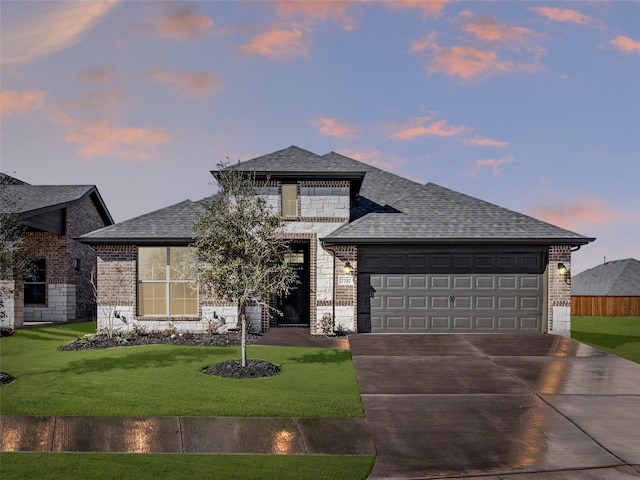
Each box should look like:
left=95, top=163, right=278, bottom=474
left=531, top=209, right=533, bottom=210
left=240, top=301, right=247, bottom=367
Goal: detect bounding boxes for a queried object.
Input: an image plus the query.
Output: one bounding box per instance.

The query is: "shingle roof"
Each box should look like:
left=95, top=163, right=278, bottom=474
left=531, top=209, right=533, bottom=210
left=572, top=258, right=640, bottom=296
left=80, top=199, right=205, bottom=244
left=80, top=146, right=594, bottom=246
left=0, top=184, right=113, bottom=225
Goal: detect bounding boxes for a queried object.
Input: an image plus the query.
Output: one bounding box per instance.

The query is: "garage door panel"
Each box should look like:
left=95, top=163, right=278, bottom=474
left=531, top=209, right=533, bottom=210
left=453, top=276, right=472, bottom=289
left=431, top=296, right=449, bottom=308
left=358, top=252, right=544, bottom=333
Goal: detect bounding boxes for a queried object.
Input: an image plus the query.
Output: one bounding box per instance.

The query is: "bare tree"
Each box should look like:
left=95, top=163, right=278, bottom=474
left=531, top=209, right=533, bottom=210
left=194, top=162, right=298, bottom=367
left=0, top=174, right=32, bottom=323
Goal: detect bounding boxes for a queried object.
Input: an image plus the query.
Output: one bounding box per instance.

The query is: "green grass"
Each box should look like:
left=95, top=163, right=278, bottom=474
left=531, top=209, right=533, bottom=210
left=0, top=453, right=375, bottom=480
left=571, top=316, right=640, bottom=364
left=0, top=322, right=364, bottom=417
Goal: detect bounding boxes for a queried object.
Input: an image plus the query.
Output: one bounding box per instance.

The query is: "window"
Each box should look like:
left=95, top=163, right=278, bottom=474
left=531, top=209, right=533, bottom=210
left=138, top=247, right=198, bottom=316
left=281, top=183, right=298, bottom=217
left=25, top=259, right=46, bottom=305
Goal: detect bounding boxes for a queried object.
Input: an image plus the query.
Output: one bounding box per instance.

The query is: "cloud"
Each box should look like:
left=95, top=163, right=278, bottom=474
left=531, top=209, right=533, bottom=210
left=339, top=148, right=407, bottom=172
left=385, top=116, right=468, bottom=140
left=311, top=117, right=359, bottom=138
left=1, top=1, right=119, bottom=66
left=0, top=90, right=46, bottom=117
left=78, top=66, right=122, bottom=85
left=461, top=136, right=509, bottom=148
left=467, top=156, right=514, bottom=176
left=458, top=11, right=545, bottom=56
left=532, top=6, right=590, bottom=25
left=273, top=1, right=358, bottom=30
left=242, top=28, right=310, bottom=61
left=411, top=35, right=541, bottom=79
left=526, top=194, right=614, bottom=232
left=383, top=0, right=449, bottom=18
left=610, top=35, right=640, bottom=55
left=144, top=2, right=213, bottom=41
left=142, top=68, right=223, bottom=97
left=61, top=116, right=171, bottom=161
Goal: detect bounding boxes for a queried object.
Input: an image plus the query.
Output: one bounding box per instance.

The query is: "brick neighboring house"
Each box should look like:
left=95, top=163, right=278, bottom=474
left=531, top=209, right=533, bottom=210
left=0, top=174, right=113, bottom=328
left=80, top=146, right=594, bottom=336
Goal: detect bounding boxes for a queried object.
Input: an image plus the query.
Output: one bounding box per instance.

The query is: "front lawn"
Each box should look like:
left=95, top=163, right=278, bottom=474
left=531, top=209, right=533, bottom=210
left=0, top=453, right=375, bottom=480
left=571, top=316, right=640, bottom=364
left=0, top=322, right=364, bottom=417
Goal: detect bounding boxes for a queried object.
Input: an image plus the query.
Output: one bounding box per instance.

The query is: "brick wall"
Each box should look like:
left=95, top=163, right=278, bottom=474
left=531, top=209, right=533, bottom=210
left=19, top=195, right=108, bottom=322
left=548, top=245, right=572, bottom=333
left=95, top=245, right=137, bottom=332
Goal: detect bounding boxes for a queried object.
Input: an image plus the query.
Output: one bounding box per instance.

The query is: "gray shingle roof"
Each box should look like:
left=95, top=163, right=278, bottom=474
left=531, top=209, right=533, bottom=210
left=80, top=199, right=205, bottom=244
left=0, top=184, right=113, bottom=225
left=80, top=146, right=594, bottom=246
left=572, top=258, right=640, bottom=296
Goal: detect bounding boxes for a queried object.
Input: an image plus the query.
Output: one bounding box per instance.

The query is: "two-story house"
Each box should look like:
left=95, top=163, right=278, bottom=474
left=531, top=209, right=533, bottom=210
left=80, top=146, right=594, bottom=335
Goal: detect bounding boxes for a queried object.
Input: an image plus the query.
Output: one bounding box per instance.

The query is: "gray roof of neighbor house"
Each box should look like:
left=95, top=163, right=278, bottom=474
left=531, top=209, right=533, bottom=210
left=572, top=258, right=640, bottom=296
left=80, top=145, right=595, bottom=246
left=0, top=182, right=114, bottom=229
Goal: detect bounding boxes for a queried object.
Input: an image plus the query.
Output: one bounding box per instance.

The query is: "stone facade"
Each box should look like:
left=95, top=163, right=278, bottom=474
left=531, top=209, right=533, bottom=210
left=95, top=179, right=358, bottom=335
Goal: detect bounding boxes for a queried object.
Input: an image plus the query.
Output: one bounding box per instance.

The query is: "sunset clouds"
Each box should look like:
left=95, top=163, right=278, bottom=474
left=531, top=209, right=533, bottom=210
left=532, top=6, right=591, bottom=25
left=610, top=35, right=640, bottom=55
left=312, top=117, right=359, bottom=139
left=0, top=90, right=46, bottom=117
left=410, top=11, right=544, bottom=81
left=527, top=195, right=614, bottom=232
left=144, top=2, right=213, bottom=41
left=241, top=28, right=310, bottom=62
left=142, top=68, right=223, bottom=97
left=386, top=116, right=468, bottom=140
left=1, top=1, right=118, bottom=66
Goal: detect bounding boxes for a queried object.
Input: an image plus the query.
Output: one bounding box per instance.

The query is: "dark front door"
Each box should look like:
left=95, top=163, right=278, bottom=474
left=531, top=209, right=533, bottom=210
left=278, top=243, right=310, bottom=326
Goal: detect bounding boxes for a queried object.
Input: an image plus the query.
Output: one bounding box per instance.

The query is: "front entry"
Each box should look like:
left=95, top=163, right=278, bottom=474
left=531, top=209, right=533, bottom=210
left=277, top=243, right=310, bottom=327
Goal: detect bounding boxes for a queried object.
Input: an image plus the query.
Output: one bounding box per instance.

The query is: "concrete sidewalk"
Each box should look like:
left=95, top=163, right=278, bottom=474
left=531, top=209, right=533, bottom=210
left=0, top=415, right=374, bottom=455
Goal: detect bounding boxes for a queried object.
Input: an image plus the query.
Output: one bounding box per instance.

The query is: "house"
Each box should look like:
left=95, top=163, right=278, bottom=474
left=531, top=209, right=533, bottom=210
left=0, top=174, right=114, bottom=328
left=80, top=146, right=594, bottom=335
left=572, top=258, right=640, bottom=316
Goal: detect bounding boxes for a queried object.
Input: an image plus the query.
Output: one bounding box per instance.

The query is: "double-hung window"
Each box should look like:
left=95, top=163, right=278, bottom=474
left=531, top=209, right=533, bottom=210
left=138, top=247, right=198, bottom=316
left=24, top=258, right=46, bottom=305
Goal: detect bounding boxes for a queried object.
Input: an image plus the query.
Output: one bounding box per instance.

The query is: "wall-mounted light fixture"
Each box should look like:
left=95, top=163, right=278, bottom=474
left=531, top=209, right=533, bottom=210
left=343, top=261, right=353, bottom=275
left=557, top=262, right=571, bottom=284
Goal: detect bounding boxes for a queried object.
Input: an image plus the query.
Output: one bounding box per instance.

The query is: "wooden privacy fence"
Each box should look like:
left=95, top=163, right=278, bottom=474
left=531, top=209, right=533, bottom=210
left=572, top=296, right=640, bottom=317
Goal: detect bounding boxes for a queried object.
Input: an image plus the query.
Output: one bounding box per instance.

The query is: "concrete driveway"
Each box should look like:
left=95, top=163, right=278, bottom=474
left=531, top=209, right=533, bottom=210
left=349, top=334, right=640, bottom=480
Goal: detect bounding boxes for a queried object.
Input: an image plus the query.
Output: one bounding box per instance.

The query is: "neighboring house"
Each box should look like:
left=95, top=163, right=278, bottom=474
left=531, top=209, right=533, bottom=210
left=80, top=146, right=594, bottom=335
left=572, top=258, right=640, bottom=317
left=0, top=174, right=114, bottom=328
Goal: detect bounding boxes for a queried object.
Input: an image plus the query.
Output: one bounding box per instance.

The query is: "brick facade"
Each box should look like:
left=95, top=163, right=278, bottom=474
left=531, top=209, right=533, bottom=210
left=16, top=195, right=108, bottom=324
left=548, top=245, right=572, bottom=333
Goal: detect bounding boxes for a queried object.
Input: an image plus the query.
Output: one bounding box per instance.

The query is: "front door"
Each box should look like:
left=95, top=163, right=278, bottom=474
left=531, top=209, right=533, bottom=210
left=278, top=243, right=310, bottom=326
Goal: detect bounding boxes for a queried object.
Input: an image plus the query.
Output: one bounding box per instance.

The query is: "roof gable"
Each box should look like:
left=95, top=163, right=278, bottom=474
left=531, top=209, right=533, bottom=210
left=0, top=184, right=113, bottom=229
left=572, top=258, right=640, bottom=296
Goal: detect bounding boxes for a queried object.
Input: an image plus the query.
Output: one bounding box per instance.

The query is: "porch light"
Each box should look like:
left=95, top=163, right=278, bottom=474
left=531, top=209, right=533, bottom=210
left=557, top=262, right=571, bottom=285
left=343, top=261, right=354, bottom=275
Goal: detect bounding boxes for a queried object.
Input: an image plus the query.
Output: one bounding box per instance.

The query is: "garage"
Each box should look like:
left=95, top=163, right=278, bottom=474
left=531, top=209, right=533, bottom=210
left=357, top=248, right=547, bottom=333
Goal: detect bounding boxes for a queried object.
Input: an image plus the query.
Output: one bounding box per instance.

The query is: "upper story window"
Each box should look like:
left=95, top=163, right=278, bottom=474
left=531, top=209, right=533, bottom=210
left=25, top=259, right=46, bottom=305
left=281, top=183, right=298, bottom=217
left=138, top=247, right=198, bottom=317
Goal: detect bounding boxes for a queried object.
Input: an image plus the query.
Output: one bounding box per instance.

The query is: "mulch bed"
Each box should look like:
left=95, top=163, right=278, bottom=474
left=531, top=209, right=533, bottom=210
left=0, top=372, right=15, bottom=386
left=60, top=331, right=261, bottom=351
left=203, top=359, right=281, bottom=379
